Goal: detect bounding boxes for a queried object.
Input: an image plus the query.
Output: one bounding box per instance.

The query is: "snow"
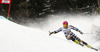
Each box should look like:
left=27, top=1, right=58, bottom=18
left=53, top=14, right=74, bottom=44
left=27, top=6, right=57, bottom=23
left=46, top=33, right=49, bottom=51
left=0, top=15, right=99, bottom=52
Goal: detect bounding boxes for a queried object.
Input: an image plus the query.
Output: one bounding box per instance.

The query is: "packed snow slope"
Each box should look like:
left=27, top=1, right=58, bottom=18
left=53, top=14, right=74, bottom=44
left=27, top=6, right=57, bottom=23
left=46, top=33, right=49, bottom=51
left=0, top=15, right=100, bottom=52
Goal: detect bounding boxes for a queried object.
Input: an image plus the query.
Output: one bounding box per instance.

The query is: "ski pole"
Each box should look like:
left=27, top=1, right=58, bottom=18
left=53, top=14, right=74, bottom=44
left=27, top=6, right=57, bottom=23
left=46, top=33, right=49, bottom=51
left=84, top=33, right=93, bottom=34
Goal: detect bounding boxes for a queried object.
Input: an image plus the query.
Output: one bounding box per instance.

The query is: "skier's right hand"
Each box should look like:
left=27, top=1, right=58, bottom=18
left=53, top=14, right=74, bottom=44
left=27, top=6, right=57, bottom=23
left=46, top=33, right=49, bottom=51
left=49, top=31, right=55, bottom=36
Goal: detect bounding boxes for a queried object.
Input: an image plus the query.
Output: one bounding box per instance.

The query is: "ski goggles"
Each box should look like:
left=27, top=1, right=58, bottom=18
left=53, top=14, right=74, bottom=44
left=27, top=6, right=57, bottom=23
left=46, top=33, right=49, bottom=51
left=63, top=24, right=68, bottom=27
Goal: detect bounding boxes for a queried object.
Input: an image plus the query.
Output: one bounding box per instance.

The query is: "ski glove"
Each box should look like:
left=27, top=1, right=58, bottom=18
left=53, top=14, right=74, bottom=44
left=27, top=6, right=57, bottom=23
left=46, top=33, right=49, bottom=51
left=80, top=31, right=83, bottom=35
left=49, top=31, right=53, bottom=36
left=49, top=32, right=52, bottom=36
left=49, top=31, right=55, bottom=36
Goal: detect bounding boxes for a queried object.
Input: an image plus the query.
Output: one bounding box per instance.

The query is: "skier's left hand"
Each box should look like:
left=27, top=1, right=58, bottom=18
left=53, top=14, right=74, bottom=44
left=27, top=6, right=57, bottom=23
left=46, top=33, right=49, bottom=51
left=80, top=31, right=83, bottom=35
left=49, top=32, right=52, bottom=36
left=49, top=31, right=53, bottom=36
left=49, top=31, right=56, bottom=36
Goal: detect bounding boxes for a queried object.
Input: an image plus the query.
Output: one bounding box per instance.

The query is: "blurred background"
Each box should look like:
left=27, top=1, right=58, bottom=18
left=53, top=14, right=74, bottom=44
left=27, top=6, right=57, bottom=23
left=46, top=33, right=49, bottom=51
left=0, top=0, right=100, bottom=25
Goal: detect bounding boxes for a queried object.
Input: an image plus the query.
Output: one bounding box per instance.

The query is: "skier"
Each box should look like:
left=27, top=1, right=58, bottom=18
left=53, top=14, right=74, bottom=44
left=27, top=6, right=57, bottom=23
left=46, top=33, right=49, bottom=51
left=49, top=21, right=98, bottom=51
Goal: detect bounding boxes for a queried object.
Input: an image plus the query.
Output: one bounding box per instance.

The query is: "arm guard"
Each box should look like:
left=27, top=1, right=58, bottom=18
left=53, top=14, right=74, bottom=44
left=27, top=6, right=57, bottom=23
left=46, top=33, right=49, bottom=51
left=70, top=25, right=82, bottom=33
left=54, top=28, right=62, bottom=34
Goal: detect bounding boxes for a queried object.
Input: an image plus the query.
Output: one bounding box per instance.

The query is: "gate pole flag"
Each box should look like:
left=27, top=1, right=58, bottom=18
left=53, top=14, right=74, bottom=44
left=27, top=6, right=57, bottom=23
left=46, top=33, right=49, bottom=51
left=0, top=0, right=12, bottom=19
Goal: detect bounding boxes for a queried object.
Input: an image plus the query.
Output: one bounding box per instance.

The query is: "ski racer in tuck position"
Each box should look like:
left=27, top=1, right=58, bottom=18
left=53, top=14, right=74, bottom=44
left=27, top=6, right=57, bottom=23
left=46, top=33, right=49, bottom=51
left=49, top=21, right=98, bottom=51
